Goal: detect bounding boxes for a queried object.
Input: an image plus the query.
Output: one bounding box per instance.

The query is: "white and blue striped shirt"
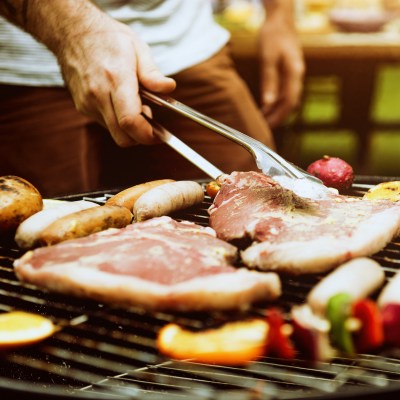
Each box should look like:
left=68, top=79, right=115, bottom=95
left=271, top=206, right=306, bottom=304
left=0, top=0, right=229, bottom=86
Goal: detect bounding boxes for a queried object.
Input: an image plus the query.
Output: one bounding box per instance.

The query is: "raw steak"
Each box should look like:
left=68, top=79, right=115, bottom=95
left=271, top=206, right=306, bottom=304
left=14, top=216, right=281, bottom=311
left=209, top=172, right=400, bottom=275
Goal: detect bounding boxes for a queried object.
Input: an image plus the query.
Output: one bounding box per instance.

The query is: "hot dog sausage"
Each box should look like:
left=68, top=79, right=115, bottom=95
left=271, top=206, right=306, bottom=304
left=38, top=205, right=133, bottom=246
left=106, top=179, right=175, bottom=210
left=15, top=200, right=98, bottom=249
left=378, top=271, right=400, bottom=307
left=134, top=181, right=204, bottom=222
left=307, top=257, right=385, bottom=316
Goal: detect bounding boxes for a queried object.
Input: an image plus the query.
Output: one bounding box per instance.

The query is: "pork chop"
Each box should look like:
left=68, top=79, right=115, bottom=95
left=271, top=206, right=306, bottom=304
left=208, top=172, right=400, bottom=275
left=14, top=216, right=281, bottom=311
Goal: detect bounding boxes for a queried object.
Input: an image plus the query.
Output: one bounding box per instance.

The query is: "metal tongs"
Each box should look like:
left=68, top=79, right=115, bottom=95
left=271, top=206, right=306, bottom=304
left=141, top=112, right=223, bottom=180
left=141, top=89, right=328, bottom=194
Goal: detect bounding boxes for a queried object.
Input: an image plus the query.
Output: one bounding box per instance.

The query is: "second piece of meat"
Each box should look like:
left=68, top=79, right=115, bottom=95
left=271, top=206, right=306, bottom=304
left=209, top=171, right=400, bottom=275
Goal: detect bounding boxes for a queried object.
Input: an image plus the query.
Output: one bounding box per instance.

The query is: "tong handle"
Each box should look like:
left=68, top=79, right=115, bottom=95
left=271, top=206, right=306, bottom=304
left=141, top=113, right=224, bottom=180
left=140, top=89, right=303, bottom=179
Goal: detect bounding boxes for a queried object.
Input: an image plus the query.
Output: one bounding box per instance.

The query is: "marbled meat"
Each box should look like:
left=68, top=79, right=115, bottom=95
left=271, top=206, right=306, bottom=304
left=14, top=216, right=281, bottom=311
left=208, top=171, right=400, bottom=274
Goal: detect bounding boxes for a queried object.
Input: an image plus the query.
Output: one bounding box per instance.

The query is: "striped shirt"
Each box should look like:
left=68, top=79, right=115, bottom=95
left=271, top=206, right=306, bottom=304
left=0, top=0, right=229, bottom=87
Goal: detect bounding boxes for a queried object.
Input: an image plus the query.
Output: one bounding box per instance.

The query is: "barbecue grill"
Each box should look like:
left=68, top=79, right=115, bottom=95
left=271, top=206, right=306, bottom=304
left=1, top=176, right=400, bottom=400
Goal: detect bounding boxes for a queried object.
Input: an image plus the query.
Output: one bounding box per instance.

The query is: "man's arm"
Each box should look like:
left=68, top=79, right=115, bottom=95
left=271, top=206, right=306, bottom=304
left=0, top=0, right=29, bottom=26
left=259, top=0, right=305, bottom=128
left=0, top=0, right=101, bottom=54
left=0, top=0, right=176, bottom=147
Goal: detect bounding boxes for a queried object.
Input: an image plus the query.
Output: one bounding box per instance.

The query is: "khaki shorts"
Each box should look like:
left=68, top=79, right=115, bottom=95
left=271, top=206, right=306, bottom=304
left=0, top=46, right=273, bottom=197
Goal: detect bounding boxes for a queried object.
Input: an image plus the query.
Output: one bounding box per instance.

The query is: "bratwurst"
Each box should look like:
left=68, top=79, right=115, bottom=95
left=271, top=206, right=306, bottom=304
left=307, top=257, right=385, bottom=316
left=15, top=200, right=98, bottom=249
left=134, top=181, right=204, bottom=221
left=106, top=179, right=174, bottom=210
left=37, top=205, right=132, bottom=246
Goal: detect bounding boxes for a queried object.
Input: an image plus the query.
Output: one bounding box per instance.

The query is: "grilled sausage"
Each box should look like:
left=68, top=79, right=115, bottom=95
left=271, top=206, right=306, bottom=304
left=0, top=176, right=43, bottom=235
left=106, top=179, right=175, bottom=211
left=307, top=257, right=385, bottom=316
left=134, top=181, right=204, bottom=222
left=15, top=200, right=98, bottom=249
left=38, top=205, right=133, bottom=246
left=378, top=271, right=400, bottom=307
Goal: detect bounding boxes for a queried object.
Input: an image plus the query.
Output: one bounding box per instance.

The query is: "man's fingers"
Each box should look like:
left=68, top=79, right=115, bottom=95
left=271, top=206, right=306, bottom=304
left=262, top=86, right=299, bottom=129
left=109, top=72, right=159, bottom=145
left=263, top=78, right=301, bottom=128
left=106, top=41, right=175, bottom=146
left=263, top=100, right=293, bottom=129
left=136, top=41, right=176, bottom=93
left=101, top=100, right=139, bottom=147
left=283, top=59, right=304, bottom=112
left=261, top=57, right=304, bottom=128
left=111, top=106, right=157, bottom=147
left=141, top=69, right=176, bottom=93
left=261, top=61, right=279, bottom=114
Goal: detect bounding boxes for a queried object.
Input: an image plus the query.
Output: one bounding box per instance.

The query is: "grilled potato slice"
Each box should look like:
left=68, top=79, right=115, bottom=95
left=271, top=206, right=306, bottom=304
left=363, top=181, right=400, bottom=202
left=0, top=175, right=43, bottom=235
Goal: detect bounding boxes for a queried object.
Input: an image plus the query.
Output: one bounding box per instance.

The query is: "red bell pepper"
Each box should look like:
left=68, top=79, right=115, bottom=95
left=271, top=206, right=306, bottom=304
left=352, top=299, right=384, bottom=353
left=381, top=303, right=400, bottom=348
left=291, top=304, right=335, bottom=362
left=265, top=308, right=296, bottom=359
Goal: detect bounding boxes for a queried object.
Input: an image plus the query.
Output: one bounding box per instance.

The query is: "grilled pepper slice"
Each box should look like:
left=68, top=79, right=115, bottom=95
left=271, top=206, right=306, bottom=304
left=352, top=299, right=383, bottom=353
left=157, top=319, right=269, bottom=366
left=265, top=308, right=296, bottom=359
left=291, top=304, right=335, bottom=362
left=326, top=293, right=354, bottom=354
left=205, top=180, right=221, bottom=199
left=0, top=311, right=56, bottom=350
left=381, top=303, right=400, bottom=347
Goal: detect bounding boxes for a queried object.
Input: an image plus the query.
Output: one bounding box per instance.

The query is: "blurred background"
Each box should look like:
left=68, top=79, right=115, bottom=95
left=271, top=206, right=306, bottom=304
left=213, top=0, right=400, bottom=176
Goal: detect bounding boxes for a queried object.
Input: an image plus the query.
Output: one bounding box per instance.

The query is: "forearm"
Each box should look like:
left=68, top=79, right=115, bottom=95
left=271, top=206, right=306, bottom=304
left=258, top=0, right=304, bottom=127
left=0, top=0, right=105, bottom=56
left=262, top=0, right=295, bottom=24
left=0, top=0, right=28, bottom=26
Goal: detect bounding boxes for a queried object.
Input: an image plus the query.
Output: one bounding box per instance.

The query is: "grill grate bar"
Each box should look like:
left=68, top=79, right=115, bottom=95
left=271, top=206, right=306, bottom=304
left=131, top=363, right=281, bottom=399
left=39, top=345, right=147, bottom=376
left=62, top=323, right=157, bottom=349
left=4, top=351, right=109, bottom=388
left=83, top=370, right=278, bottom=400
left=52, top=331, right=158, bottom=365
left=248, top=362, right=345, bottom=393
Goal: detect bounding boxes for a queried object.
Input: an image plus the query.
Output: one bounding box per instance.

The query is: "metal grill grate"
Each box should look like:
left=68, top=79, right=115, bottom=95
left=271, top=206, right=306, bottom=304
left=1, top=177, right=400, bottom=400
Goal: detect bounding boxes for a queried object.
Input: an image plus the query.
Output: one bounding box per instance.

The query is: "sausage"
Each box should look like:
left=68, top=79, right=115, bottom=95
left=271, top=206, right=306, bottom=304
left=106, top=179, right=175, bottom=210
left=0, top=175, right=43, bottom=235
left=38, top=205, right=133, bottom=246
left=134, top=181, right=204, bottom=222
left=15, top=200, right=98, bottom=249
left=378, top=271, right=400, bottom=307
left=307, top=257, right=385, bottom=316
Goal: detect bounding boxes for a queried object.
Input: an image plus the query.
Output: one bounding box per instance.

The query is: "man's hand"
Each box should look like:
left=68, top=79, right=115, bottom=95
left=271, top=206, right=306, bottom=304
left=58, top=14, right=176, bottom=147
left=0, top=0, right=176, bottom=147
left=259, top=0, right=305, bottom=129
